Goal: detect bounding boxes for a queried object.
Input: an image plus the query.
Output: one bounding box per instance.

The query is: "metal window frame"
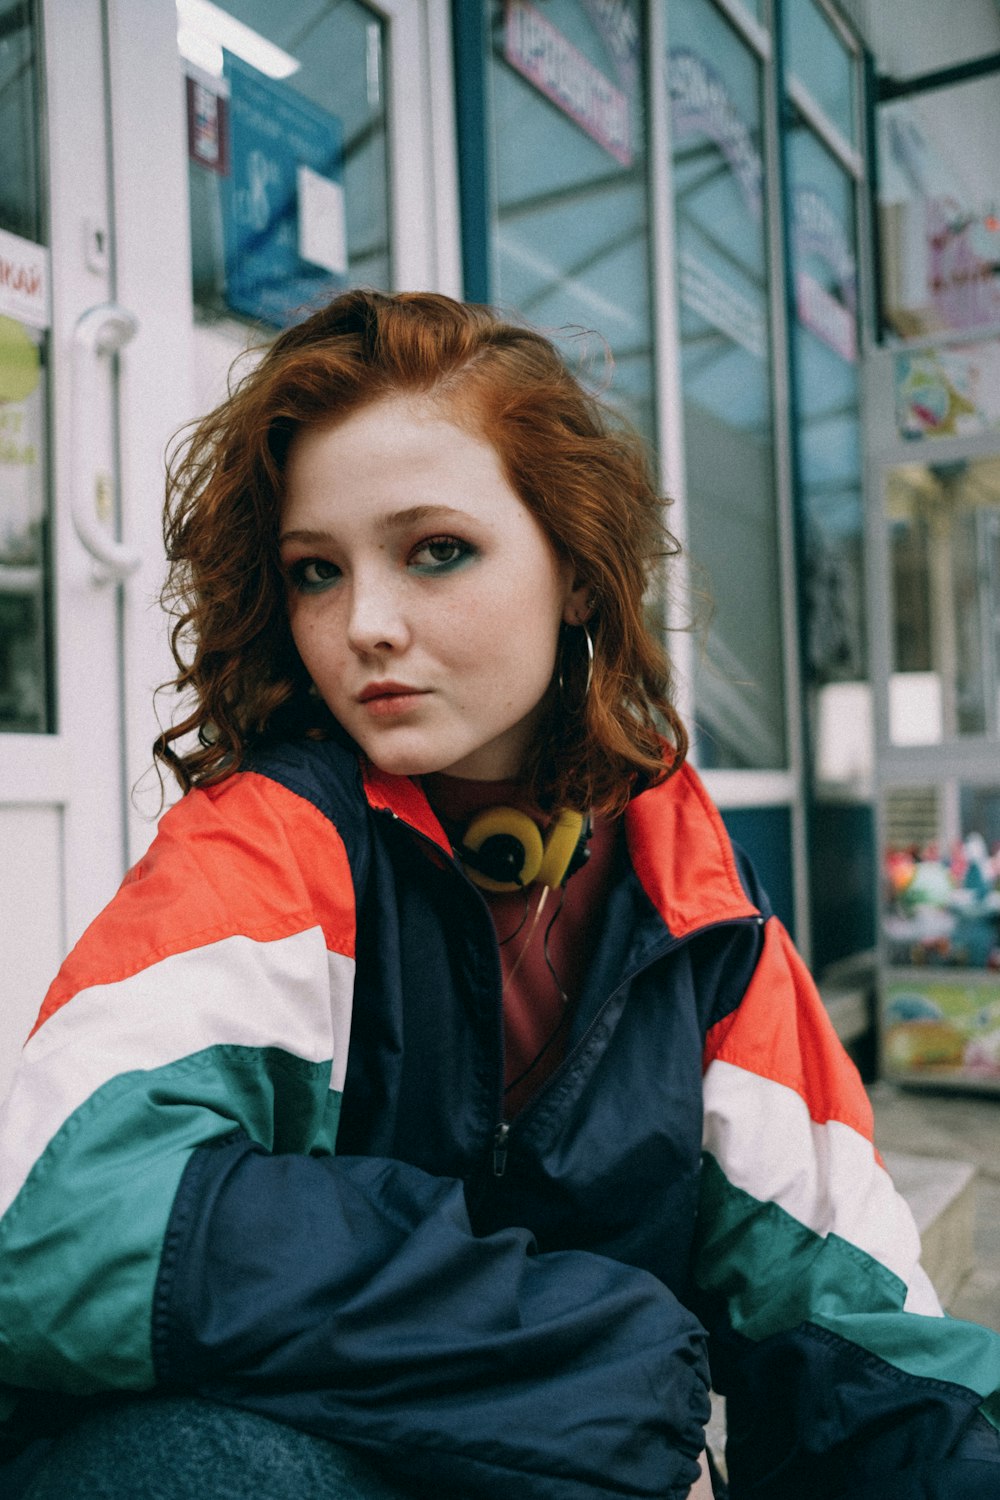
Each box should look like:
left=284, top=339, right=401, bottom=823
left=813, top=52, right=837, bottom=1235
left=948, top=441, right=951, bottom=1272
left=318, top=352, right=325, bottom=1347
left=655, top=0, right=811, bottom=948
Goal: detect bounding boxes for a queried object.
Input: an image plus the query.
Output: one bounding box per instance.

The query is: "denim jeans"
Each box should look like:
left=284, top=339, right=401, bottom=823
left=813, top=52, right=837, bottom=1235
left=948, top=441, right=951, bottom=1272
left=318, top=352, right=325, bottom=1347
left=17, top=1396, right=414, bottom=1500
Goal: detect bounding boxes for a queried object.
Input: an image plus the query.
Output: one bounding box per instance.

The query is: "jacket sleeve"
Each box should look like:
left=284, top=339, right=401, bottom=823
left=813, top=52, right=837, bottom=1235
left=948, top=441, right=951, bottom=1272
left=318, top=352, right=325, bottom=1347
left=696, top=914, right=1000, bottom=1499
left=0, top=771, right=710, bottom=1500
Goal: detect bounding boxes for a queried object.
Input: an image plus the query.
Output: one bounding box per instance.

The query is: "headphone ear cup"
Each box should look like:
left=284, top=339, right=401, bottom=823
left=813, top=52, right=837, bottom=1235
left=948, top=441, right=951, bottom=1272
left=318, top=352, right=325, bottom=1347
left=537, top=808, right=586, bottom=889
left=461, top=807, right=544, bottom=892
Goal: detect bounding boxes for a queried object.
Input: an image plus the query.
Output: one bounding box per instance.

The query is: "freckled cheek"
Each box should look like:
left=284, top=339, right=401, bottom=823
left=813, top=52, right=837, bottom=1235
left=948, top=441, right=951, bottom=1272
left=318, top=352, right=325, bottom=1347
left=288, top=605, right=348, bottom=686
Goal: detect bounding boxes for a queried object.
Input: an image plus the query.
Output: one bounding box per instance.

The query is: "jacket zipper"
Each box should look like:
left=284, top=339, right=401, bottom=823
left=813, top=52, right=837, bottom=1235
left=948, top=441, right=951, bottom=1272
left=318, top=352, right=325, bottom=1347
left=375, top=804, right=764, bottom=1185
left=489, top=912, right=767, bottom=1175
left=493, top=1122, right=510, bottom=1177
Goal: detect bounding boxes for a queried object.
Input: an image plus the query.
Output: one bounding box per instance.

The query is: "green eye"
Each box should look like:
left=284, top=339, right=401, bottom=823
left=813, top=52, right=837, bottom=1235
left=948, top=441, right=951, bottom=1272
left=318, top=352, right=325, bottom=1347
left=410, top=536, right=475, bottom=572
left=426, top=540, right=461, bottom=563
left=289, top=558, right=340, bottom=592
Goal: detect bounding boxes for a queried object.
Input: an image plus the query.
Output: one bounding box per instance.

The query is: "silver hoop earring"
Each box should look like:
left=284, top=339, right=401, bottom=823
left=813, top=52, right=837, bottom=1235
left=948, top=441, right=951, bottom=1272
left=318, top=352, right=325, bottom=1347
left=557, top=623, right=594, bottom=707
left=581, top=622, right=594, bottom=698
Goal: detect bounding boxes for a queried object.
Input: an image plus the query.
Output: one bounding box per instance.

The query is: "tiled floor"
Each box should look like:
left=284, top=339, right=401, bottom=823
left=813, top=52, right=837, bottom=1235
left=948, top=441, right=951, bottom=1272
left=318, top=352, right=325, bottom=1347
left=870, top=1080, right=1000, bottom=1332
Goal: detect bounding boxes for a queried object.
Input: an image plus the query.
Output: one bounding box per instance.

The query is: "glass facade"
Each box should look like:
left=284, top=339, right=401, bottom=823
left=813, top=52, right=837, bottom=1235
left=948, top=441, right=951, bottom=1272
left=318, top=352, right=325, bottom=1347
left=786, top=125, right=867, bottom=770
left=781, top=3, right=872, bottom=965
left=486, top=0, right=655, bottom=441
left=785, top=0, right=856, bottom=144
left=667, top=0, right=787, bottom=770
left=464, top=0, right=875, bottom=966
left=0, top=0, right=51, bottom=733
left=0, top=0, right=43, bottom=242
left=182, top=0, right=391, bottom=328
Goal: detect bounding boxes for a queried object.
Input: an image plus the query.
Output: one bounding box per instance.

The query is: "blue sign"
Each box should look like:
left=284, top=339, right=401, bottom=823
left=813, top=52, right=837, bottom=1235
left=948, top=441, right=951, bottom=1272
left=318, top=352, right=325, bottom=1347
left=222, top=52, right=346, bottom=328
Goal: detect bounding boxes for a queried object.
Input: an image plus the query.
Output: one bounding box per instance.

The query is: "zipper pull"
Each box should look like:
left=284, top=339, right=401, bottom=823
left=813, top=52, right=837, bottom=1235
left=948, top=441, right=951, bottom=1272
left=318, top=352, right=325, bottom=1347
left=492, top=1122, right=510, bottom=1177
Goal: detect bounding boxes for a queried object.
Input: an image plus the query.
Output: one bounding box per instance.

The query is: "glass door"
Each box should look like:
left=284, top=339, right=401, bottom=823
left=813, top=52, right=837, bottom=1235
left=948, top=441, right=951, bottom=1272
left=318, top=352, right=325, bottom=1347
left=0, top=0, right=457, bottom=1100
left=0, top=0, right=136, bottom=1096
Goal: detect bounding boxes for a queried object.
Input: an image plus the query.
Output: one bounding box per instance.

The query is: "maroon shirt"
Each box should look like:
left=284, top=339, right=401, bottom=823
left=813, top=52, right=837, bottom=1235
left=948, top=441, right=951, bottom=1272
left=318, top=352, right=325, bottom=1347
left=422, top=773, right=616, bottom=1116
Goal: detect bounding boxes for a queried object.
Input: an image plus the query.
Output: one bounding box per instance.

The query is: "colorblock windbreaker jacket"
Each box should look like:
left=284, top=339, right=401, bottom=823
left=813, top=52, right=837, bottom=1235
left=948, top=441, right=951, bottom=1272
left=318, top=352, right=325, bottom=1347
left=1, top=736, right=1000, bottom=1499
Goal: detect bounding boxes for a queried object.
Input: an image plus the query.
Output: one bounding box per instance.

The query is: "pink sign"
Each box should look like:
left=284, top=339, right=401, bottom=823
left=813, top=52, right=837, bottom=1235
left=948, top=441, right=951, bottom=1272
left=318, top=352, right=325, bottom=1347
left=796, top=270, right=857, bottom=364
left=504, top=0, right=632, bottom=167
left=927, top=198, right=1000, bottom=332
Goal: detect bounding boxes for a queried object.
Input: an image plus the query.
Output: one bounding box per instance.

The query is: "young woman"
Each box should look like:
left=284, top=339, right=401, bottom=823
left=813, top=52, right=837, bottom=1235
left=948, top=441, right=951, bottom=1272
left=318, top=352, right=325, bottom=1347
left=2, top=291, right=1000, bottom=1500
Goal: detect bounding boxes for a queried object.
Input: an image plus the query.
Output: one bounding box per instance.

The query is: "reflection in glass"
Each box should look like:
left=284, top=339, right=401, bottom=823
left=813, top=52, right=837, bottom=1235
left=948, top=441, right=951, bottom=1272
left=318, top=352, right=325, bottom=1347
left=488, top=0, right=654, bottom=443
left=668, top=0, right=786, bottom=770
left=785, top=123, right=868, bottom=792
left=0, top=0, right=43, bottom=241
left=183, top=0, right=391, bottom=326
left=0, top=2, right=51, bottom=733
left=888, top=458, right=1000, bottom=742
left=784, top=0, right=856, bottom=147
left=879, top=76, right=1000, bottom=339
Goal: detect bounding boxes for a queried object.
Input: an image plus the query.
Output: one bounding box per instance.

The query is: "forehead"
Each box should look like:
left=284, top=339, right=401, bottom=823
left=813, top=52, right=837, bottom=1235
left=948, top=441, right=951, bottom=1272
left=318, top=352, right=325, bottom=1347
left=287, top=393, right=509, bottom=492
left=280, top=393, right=532, bottom=532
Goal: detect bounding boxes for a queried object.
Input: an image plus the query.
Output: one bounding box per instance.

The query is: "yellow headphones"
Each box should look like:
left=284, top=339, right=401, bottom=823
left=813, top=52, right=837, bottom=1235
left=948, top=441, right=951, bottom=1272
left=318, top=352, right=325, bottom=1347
left=457, top=806, right=590, bottom=893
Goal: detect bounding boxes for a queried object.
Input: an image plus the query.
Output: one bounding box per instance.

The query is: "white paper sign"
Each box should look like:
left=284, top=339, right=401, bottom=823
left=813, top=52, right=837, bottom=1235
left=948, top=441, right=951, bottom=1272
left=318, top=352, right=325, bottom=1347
left=297, top=163, right=348, bottom=278
left=0, top=228, right=50, bottom=330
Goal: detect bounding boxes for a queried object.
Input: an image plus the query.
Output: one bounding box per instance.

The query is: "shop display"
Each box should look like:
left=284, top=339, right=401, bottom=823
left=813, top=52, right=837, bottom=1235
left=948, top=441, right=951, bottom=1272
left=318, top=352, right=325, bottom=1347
left=881, top=809, right=1000, bottom=1085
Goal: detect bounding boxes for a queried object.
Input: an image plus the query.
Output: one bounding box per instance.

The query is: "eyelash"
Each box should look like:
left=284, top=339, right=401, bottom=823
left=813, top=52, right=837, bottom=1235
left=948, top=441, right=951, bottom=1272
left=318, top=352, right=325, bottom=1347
left=408, top=535, right=475, bottom=571
left=286, top=557, right=340, bottom=593
left=284, top=535, right=475, bottom=593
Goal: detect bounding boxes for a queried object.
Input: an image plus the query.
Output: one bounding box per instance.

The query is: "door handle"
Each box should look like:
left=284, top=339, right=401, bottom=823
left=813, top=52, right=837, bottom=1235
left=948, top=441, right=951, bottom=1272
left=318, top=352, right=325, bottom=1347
left=71, top=303, right=141, bottom=580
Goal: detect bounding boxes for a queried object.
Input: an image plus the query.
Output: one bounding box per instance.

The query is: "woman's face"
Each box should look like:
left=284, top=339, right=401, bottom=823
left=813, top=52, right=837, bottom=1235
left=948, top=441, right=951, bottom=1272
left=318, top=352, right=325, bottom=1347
left=280, top=395, right=588, bottom=781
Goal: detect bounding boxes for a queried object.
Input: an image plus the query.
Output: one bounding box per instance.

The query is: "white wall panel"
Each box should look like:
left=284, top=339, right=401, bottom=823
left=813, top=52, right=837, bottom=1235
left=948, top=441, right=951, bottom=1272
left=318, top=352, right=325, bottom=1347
left=0, top=805, right=64, bottom=1104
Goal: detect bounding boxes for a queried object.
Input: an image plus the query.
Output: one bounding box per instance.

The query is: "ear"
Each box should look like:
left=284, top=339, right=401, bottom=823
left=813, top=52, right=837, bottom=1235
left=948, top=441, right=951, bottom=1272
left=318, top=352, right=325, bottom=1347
left=562, top=576, right=594, bottom=626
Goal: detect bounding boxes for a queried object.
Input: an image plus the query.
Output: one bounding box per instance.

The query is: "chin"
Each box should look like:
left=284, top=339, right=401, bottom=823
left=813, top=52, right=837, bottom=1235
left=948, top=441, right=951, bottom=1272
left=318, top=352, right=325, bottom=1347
left=360, top=738, right=462, bottom=780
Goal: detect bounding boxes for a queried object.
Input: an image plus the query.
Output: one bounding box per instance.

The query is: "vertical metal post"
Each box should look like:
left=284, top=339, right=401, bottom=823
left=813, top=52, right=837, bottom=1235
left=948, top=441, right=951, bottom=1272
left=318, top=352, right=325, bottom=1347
left=767, top=0, right=814, bottom=960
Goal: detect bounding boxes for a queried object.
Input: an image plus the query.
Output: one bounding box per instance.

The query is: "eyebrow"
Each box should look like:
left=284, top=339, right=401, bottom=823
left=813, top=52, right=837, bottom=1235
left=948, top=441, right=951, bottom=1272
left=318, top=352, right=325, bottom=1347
left=279, top=504, right=468, bottom=547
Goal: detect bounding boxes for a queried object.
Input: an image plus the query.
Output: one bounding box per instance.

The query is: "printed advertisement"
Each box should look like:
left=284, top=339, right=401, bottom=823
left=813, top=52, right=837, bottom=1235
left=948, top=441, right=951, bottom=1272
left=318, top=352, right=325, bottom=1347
left=883, top=976, right=1000, bottom=1084
left=896, top=340, right=1000, bottom=440
left=793, top=186, right=857, bottom=364
left=0, top=315, right=44, bottom=564
left=221, top=52, right=346, bottom=327
left=504, top=0, right=632, bottom=166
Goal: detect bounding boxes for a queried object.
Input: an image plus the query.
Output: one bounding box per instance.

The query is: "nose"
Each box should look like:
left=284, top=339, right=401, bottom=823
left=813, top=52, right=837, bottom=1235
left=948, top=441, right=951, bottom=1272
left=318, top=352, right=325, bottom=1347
left=345, top=568, right=410, bottom=656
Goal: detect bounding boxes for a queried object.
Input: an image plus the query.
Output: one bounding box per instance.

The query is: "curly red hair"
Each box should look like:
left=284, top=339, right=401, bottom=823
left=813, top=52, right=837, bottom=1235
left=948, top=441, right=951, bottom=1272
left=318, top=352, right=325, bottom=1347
left=156, top=289, right=687, bottom=813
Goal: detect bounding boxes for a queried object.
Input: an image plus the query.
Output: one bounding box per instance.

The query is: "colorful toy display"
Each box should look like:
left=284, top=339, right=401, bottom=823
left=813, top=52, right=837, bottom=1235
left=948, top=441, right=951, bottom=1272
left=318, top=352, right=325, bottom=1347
left=883, top=833, right=1000, bottom=970
left=882, top=833, right=1000, bottom=1081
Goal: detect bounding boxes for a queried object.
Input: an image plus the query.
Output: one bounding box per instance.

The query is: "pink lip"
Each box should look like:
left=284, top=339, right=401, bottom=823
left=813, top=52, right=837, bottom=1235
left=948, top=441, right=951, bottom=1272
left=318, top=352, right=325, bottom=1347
left=357, top=682, right=429, bottom=717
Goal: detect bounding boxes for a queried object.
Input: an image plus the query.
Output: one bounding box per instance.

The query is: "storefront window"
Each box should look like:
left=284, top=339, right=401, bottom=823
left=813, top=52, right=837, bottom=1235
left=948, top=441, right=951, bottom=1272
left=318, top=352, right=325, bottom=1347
left=881, top=780, right=1000, bottom=1084
left=786, top=125, right=866, bottom=767
left=879, top=74, right=1000, bottom=339
left=181, top=0, right=391, bottom=328
left=667, top=0, right=786, bottom=769
left=0, top=0, right=42, bottom=241
left=0, top=0, right=51, bottom=734
left=784, top=0, right=856, bottom=147
left=487, top=0, right=654, bottom=441
left=887, top=457, right=1000, bottom=743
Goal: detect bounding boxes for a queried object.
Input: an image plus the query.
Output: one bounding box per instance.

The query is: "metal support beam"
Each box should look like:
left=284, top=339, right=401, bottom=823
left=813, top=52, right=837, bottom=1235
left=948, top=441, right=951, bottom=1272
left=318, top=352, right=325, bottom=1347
left=877, top=51, right=1000, bottom=103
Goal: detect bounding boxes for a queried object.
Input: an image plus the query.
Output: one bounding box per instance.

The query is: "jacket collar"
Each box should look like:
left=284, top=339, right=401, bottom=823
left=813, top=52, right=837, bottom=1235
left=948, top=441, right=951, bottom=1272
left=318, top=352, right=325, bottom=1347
left=625, top=763, right=760, bottom=938
left=361, top=757, right=760, bottom=940
left=361, top=760, right=453, bottom=856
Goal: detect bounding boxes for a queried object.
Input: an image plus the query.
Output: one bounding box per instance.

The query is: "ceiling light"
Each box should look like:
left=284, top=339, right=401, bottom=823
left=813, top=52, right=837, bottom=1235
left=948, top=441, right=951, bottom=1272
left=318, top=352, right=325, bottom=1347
left=176, top=0, right=300, bottom=80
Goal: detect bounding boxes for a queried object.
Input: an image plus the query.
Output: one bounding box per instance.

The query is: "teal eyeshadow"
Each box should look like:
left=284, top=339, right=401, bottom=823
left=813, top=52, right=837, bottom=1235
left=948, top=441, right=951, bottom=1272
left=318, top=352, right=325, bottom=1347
left=409, top=547, right=477, bottom=577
